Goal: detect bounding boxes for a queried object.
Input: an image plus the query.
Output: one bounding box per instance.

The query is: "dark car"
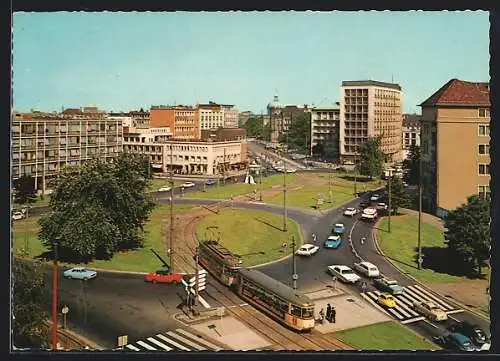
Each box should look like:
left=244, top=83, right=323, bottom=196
left=433, top=332, right=476, bottom=352
left=448, top=322, right=489, bottom=346
left=359, top=201, right=370, bottom=209
left=205, top=179, right=217, bottom=186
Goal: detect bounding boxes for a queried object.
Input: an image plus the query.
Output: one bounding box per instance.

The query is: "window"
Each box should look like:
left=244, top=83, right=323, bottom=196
left=478, top=185, right=491, bottom=199
left=478, top=108, right=490, bottom=117
left=478, top=144, right=490, bottom=155
left=478, top=164, right=490, bottom=175
left=478, top=124, right=490, bottom=136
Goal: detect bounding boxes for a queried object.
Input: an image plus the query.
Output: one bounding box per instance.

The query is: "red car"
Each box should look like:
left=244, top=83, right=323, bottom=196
left=145, top=269, right=183, bottom=284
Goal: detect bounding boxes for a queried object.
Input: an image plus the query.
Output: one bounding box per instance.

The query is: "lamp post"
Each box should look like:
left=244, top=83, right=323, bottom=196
left=291, top=236, right=297, bottom=290
left=51, top=240, right=59, bottom=350
left=417, top=138, right=423, bottom=270
left=388, top=169, right=392, bottom=233
left=353, top=153, right=358, bottom=196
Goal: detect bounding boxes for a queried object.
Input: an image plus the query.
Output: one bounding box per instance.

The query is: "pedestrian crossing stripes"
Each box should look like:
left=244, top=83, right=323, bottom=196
left=363, top=284, right=464, bottom=324
left=124, top=328, right=224, bottom=352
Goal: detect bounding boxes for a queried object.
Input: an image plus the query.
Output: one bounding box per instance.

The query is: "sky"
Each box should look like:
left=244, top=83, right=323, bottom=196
left=12, top=11, right=490, bottom=114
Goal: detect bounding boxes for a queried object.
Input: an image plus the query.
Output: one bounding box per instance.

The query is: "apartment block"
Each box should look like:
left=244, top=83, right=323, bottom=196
left=419, top=79, right=490, bottom=218
left=150, top=106, right=200, bottom=140
left=267, top=94, right=311, bottom=143
left=221, top=104, right=239, bottom=128
left=11, top=112, right=123, bottom=193
left=310, top=103, right=340, bottom=161
left=402, top=113, right=421, bottom=159
left=198, top=103, right=224, bottom=130
left=339, top=80, right=403, bottom=164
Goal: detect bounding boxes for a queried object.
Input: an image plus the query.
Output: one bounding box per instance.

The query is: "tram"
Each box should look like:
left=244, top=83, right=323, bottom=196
left=197, top=240, right=241, bottom=287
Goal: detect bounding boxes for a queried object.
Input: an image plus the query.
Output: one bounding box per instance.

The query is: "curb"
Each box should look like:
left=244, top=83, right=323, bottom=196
left=371, top=218, right=489, bottom=322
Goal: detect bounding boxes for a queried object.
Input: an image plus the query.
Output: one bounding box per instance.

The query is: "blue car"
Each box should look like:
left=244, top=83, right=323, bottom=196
left=324, top=235, right=343, bottom=249
left=205, top=179, right=217, bottom=186
left=63, top=267, right=97, bottom=280
left=333, top=223, right=346, bottom=235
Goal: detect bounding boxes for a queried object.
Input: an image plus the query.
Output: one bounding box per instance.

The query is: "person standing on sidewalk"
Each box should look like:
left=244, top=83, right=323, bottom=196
left=331, top=306, right=336, bottom=323
left=326, top=304, right=332, bottom=323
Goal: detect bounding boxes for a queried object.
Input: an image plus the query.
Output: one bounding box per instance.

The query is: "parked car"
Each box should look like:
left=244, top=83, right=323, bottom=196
left=327, top=265, right=361, bottom=284
left=182, top=182, right=196, bottom=188
left=448, top=321, right=489, bottom=346
left=373, top=277, right=405, bottom=295
left=370, top=194, right=381, bottom=202
left=377, top=293, right=397, bottom=308
left=433, top=333, right=476, bottom=352
left=332, top=223, right=345, bottom=234
left=324, top=235, right=343, bottom=249
left=63, top=267, right=97, bottom=280
left=205, top=179, right=217, bottom=186
left=158, top=186, right=171, bottom=192
left=145, top=268, right=183, bottom=284
left=286, top=168, right=297, bottom=173
left=12, top=211, right=25, bottom=221
left=343, top=207, right=358, bottom=217
left=413, top=300, right=448, bottom=321
left=353, top=261, right=380, bottom=277
left=296, top=244, right=319, bottom=256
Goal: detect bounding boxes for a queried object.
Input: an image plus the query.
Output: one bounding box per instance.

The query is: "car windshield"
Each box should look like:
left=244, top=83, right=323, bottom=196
left=342, top=269, right=354, bottom=275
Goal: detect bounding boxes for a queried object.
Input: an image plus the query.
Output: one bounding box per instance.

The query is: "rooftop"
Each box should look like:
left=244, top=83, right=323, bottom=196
left=342, top=80, right=402, bottom=91
left=419, top=79, right=490, bottom=107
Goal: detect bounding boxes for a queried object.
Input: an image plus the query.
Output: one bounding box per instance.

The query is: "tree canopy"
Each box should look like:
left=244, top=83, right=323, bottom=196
left=13, top=175, right=37, bottom=205
left=386, top=176, right=409, bottom=214
left=278, top=113, right=311, bottom=154
left=12, top=257, right=49, bottom=349
left=358, top=138, right=384, bottom=179
left=402, top=144, right=420, bottom=185
left=244, top=116, right=265, bottom=138
left=38, top=154, right=156, bottom=263
left=444, top=195, right=491, bottom=277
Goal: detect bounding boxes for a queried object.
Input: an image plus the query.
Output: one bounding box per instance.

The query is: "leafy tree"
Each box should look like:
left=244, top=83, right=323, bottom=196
left=244, top=116, right=264, bottom=138
left=403, top=144, right=420, bottom=185
left=38, top=154, right=156, bottom=263
left=278, top=113, right=311, bottom=154
left=386, top=176, right=409, bottom=214
left=444, top=195, right=491, bottom=277
left=13, top=175, right=37, bottom=205
left=312, top=143, right=324, bottom=157
left=12, top=257, right=49, bottom=348
left=358, top=138, right=384, bottom=179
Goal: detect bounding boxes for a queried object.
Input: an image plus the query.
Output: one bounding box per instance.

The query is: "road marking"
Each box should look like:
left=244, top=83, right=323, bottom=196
left=198, top=295, right=211, bottom=308
left=147, top=337, right=173, bottom=351
left=360, top=292, right=392, bottom=318
left=136, top=340, right=157, bottom=351
left=165, top=331, right=206, bottom=351
left=175, top=329, right=221, bottom=351
left=401, top=316, right=425, bottom=324
left=446, top=309, right=464, bottom=315
left=157, top=333, right=190, bottom=351
left=422, top=319, right=439, bottom=329
left=411, top=284, right=454, bottom=310
left=240, top=303, right=248, bottom=306
left=125, top=344, right=141, bottom=351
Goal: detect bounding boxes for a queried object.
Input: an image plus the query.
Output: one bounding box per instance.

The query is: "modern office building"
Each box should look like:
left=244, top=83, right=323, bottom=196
left=419, top=79, right=490, bottom=218
left=11, top=111, right=123, bottom=193
left=402, top=113, right=422, bottom=159
left=221, top=104, right=239, bottom=128
left=267, top=94, right=311, bottom=143
left=339, top=80, right=403, bottom=164
left=150, top=105, right=201, bottom=140
left=310, top=103, right=340, bottom=161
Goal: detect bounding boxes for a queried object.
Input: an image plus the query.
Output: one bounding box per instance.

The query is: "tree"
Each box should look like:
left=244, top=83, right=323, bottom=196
left=386, top=176, right=409, bottom=214
left=244, top=116, right=264, bottom=138
left=12, top=257, right=49, bottom=348
left=358, top=138, right=384, bottom=179
left=38, top=154, right=156, bottom=263
left=402, top=144, right=420, bottom=185
left=444, top=195, right=491, bottom=277
left=13, top=175, right=37, bottom=205
left=312, top=143, right=324, bottom=157
left=278, top=113, right=311, bottom=154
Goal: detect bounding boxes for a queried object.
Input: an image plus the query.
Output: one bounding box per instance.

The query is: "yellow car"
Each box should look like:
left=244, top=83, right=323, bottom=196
left=377, top=293, right=397, bottom=308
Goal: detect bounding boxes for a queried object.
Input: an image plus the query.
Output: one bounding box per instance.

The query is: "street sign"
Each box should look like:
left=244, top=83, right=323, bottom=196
left=117, top=335, right=128, bottom=348
left=292, top=273, right=298, bottom=280
left=61, top=306, right=69, bottom=315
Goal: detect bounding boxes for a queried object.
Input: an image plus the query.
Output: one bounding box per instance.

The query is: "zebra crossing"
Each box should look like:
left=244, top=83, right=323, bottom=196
left=362, top=284, right=464, bottom=324
left=123, top=328, right=224, bottom=352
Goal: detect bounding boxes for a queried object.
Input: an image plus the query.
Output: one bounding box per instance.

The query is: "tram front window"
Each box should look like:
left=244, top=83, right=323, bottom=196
left=301, top=307, right=314, bottom=319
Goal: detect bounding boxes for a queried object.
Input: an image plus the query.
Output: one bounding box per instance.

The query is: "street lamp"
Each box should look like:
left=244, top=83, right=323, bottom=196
left=51, top=240, right=59, bottom=350
left=282, top=236, right=297, bottom=290
left=388, top=169, right=393, bottom=233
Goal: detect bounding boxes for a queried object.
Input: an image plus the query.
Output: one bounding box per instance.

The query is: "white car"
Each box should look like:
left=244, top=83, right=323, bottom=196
left=370, top=194, right=381, bottom=202
left=12, top=211, right=25, bottom=221
left=182, top=182, right=195, bottom=188
left=327, top=265, right=361, bottom=284
left=158, top=186, right=171, bottom=192
left=296, top=244, right=319, bottom=256
left=413, top=300, right=448, bottom=321
left=361, top=207, right=378, bottom=221
left=353, top=261, right=380, bottom=277
left=343, top=207, right=358, bottom=217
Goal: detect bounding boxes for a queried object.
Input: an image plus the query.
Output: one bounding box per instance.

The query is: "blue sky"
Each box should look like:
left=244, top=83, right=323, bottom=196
left=12, top=11, right=489, bottom=114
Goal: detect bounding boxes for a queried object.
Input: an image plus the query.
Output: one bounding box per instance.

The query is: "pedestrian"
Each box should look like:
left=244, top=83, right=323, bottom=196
left=326, top=304, right=332, bottom=323
left=312, top=233, right=317, bottom=243
left=318, top=308, right=325, bottom=324
left=331, top=307, right=336, bottom=323
left=361, top=237, right=366, bottom=245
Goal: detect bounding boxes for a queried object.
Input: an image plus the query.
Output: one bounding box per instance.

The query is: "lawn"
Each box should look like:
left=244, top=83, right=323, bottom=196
left=335, top=321, right=439, bottom=350
left=149, top=178, right=184, bottom=191
left=186, top=173, right=298, bottom=200
left=12, top=204, right=193, bottom=272
left=195, top=208, right=302, bottom=267
left=13, top=194, right=51, bottom=209
left=377, top=215, right=465, bottom=283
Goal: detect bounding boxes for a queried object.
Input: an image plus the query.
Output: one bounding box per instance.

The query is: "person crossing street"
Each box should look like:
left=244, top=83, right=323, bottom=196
left=326, top=304, right=332, bottom=323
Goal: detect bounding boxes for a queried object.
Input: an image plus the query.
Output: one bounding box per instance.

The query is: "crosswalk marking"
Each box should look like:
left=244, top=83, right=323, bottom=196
left=165, top=331, right=206, bottom=351
left=175, top=329, right=222, bottom=351
left=147, top=337, right=173, bottom=351
left=125, top=344, right=140, bottom=351
left=411, top=285, right=453, bottom=310
left=137, top=340, right=157, bottom=351
left=157, top=333, right=191, bottom=351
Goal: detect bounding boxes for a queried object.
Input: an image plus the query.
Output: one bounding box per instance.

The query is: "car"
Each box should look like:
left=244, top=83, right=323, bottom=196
left=448, top=321, right=489, bottom=346
left=375, top=202, right=388, bottom=211
left=361, top=207, right=378, bottom=222
left=433, top=333, right=477, bottom=352
left=145, top=268, right=183, bottom=284
left=12, top=211, right=25, bottom=221
left=63, top=267, right=97, bottom=280
left=286, top=168, right=297, bottom=173
left=296, top=244, right=319, bottom=256
left=377, top=293, right=397, bottom=308
left=370, top=193, right=381, bottom=202
left=158, top=186, right=171, bottom=192
left=332, top=223, right=345, bottom=234
left=205, top=179, right=217, bottom=186
left=359, top=201, right=370, bottom=209
left=182, top=182, right=196, bottom=188
left=324, top=235, right=343, bottom=249
left=373, top=277, right=405, bottom=295
left=327, top=265, right=361, bottom=284
left=343, top=207, right=358, bottom=217
left=413, top=300, right=448, bottom=321
left=353, top=261, right=380, bottom=277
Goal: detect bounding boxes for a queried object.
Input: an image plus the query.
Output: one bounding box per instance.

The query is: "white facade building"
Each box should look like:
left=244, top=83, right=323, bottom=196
left=310, top=103, right=340, bottom=160
left=199, top=106, right=224, bottom=130
left=221, top=105, right=239, bottom=128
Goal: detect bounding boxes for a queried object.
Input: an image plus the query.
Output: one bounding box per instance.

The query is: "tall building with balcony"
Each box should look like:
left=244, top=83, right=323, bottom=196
left=402, top=113, right=421, bottom=159
left=150, top=105, right=200, bottom=140
left=339, top=80, right=403, bottom=164
left=310, top=103, right=340, bottom=161
left=419, top=79, right=490, bottom=218
left=11, top=111, right=123, bottom=193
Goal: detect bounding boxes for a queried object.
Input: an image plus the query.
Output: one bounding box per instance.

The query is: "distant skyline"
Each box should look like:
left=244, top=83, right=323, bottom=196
left=12, top=11, right=489, bottom=114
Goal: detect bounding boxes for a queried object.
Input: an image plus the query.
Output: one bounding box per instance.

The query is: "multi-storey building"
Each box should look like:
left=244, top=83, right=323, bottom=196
left=198, top=103, right=224, bottom=130
left=402, top=113, right=421, bottom=159
left=11, top=112, right=123, bottom=193
left=339, top=80, right=403, bottom=164
left=150, top=105, right=200, bottom=140
left=310, top=103, right=340, bottom=160
left=267, top=94, right=311, bottom=143
left=419, top=79, right=490, bottom=218
left=221, top=104, right=239, bottom=128
left=238, top=111, right=254, bottom=127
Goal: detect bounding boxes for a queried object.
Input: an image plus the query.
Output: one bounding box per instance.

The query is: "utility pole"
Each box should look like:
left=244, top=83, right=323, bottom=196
left=24, top=200, right=30, bottom=253
left=194, top=245, right=199, bottom=306
left=388, top=171, right=392, bottom=233
left=223, top=148, right=226, bottom=186
left=417, top=138, right=423, bottom=270
left=328, top=169, right=332, bottom=203
left=51, top=240, right=59, bottom=350
left=291, top=236, right=297, bottom=290
left=259, top=161, right=263, bottom=202
left=353, top=153, right=358, bottom=196
left=169, top=144, right=174, bottom=273
left=283, top=134, right=288, bottom=232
